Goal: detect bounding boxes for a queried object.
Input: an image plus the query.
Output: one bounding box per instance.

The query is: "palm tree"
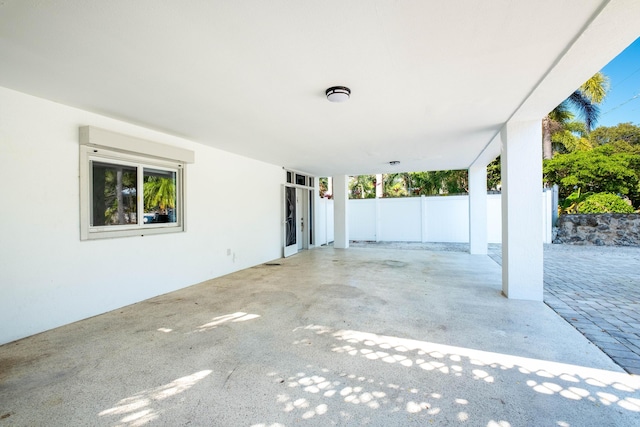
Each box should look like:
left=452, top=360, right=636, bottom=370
left=542, top=72, right=609, bottom=159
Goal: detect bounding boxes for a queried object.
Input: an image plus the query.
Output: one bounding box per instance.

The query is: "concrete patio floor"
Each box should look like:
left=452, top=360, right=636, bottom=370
left=1, top=246, right=639, bottom=426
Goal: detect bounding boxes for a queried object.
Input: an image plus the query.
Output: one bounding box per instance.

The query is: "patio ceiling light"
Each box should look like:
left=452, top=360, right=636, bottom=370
left=389, top=160, right=400, bottom=165
left=326, top=86, right=350, bottom=103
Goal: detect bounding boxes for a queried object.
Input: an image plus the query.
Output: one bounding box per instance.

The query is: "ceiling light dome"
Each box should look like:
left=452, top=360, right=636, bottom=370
left=326, top=86, right=350, bottom=103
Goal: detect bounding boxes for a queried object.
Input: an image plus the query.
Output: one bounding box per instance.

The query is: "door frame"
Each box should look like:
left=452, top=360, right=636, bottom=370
left=283, top=184, right=298, bottom=258
left=282, top=184, right=315, bottom=258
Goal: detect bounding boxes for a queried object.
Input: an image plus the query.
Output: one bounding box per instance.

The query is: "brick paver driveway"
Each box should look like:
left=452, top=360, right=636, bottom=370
left=489, top=243, right=640, bottom=375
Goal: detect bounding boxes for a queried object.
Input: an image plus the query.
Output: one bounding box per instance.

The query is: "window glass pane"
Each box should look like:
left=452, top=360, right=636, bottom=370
left=286, top=171, right=293, bottom=183
left=91, top=161, right=138, bottom=226
left=143, top=168, right=177, bottom=224
left=296, top=174, right=306, bottom=186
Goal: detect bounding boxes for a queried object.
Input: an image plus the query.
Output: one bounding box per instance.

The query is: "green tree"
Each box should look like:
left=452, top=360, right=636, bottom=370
left=381, top=170, right=468, bottom=197
left=543, top=72, right=609, bottom=159
left=551, top=120, right=592, bottom=154
left=487, top=157, right=501, bottom=191
left=543, top=144, right=640, bottom=207
left=349, top=175, right=376, bottom=199
left=382, top=173, right=408, bottom=197
left=589, top=122, right=640, bottom=147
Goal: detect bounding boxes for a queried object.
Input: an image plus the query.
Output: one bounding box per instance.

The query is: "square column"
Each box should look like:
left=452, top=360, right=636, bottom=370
left=468, top=165, right=488, bottom=255
left=333, top=175, right=349, bottom=249
left=500, top=120, right=543, bottom=300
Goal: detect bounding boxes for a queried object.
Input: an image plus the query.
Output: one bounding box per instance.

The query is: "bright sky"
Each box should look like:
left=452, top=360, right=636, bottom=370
left=597, top=37, right=640, bottom=127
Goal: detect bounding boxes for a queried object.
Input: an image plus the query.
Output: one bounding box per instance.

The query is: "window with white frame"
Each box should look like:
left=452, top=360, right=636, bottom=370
left=79, top=126, right=193, bottom=240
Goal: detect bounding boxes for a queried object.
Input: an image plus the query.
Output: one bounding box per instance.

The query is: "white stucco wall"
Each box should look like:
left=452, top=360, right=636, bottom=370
left=0, top=87, right=283, bottom=344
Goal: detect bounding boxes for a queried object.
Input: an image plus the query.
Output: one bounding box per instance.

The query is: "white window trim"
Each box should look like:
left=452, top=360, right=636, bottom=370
left=79, top=127, right=193, bottom=241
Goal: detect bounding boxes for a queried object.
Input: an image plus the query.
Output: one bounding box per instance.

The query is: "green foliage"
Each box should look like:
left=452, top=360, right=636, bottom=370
left=589, top=122, right=640, bottom=147
left=576, top=193, right=635, bottom=214
left=551, top=121, right=592, bottom=154
left=559, top=189, right=590, bottom=214
left=544, top=73, right=609, bottom=159
left=486, top=157, right=501, bottom=191
left=348, top=170, right=471, bottom=199
left=578, top=72, right=609, bottom=105
left=383, top=174, right=408, bottom=197
left=383, top=170, right=468, bottom=197
left=319, top=177, right=329, bottom=198
left=349, top=175, right=376, bottom=199
left=543, top=144, right=640, bottom=208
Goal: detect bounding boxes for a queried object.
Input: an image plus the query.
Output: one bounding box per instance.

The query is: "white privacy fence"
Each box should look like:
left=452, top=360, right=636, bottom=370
left=317, top=191, right=553, bottom=245
left=316, top=198, right=334, bottom=246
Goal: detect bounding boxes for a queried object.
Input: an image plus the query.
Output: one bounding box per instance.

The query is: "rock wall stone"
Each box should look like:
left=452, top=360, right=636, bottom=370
left=554, top=214, right=640, bottom=246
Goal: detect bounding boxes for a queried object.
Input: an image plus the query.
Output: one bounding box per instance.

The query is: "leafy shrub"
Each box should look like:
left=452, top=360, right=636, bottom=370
left=543, top=144, right=640, bottom=208
left=559, top=189, right=591, bottom=214
left=576, top=193, right=635, bottom=214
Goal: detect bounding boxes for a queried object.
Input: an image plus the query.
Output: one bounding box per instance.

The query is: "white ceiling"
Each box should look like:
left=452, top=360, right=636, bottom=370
left=1, top=1, right=638, bottom=176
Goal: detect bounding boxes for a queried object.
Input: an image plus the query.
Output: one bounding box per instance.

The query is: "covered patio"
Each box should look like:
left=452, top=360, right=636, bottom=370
left=2, top=245, right=639, bottom=425
left=2, top=2, right=640, bottom=424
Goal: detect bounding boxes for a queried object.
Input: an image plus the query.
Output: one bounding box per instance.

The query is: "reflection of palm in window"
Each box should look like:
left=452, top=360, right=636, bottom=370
left=92, top=162, right=138, bottom=226
left=144, top=175, right=176, bottom=215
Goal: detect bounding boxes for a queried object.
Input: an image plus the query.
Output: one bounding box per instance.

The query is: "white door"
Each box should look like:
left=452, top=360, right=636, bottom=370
left=283, top=185, right=298, bottom=257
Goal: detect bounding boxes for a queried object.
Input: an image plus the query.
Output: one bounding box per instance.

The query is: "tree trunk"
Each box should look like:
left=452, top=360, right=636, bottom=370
left=542, top=116, right=553, bottom=160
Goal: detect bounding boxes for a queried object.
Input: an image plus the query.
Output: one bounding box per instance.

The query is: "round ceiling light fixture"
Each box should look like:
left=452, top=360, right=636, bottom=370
left=326, top=86, right=351, bottom=103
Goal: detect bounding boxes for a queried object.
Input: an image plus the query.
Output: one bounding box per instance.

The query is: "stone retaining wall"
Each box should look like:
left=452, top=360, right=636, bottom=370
left=554, top=214, right=640, bottom=246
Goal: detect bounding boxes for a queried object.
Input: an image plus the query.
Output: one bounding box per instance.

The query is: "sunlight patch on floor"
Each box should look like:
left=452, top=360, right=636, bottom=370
left=197, top=312, right=261, bottom=332
left=98, top=370, right=212, bottom=426
left=297, top=325, right=640, bottom=414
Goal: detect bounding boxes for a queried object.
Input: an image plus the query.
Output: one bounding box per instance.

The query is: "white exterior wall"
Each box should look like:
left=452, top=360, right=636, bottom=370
left=0, top=87, right=283, bottom=344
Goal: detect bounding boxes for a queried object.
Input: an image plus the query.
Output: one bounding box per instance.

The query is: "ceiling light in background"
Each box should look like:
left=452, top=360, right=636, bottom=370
left=389, top=160, right=400, bottom=165
left=326, top=86, right=350, bottom=103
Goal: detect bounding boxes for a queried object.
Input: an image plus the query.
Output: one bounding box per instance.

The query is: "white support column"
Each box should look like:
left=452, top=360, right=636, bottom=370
left=468, top=165, right=488, bottom=255
left=500, top=120, right=543, bottom=301
left=333, top=175, right=349, bottom=249
left=375, top=173, right=382, bottom=242
left=312, top=177, right=321, bottom=248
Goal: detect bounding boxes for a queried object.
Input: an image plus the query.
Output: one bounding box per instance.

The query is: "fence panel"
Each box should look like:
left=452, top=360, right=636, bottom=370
left=349, top=199, right=377, bottom=241
left=424, top=196, right=469, bottom=243
left=379, top=198, right=422, bottom=241
left=333, top=192, right=551, bottom=245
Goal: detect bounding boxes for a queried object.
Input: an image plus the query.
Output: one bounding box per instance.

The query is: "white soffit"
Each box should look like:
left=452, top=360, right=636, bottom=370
left=0, top=1, right=638, bottom=176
